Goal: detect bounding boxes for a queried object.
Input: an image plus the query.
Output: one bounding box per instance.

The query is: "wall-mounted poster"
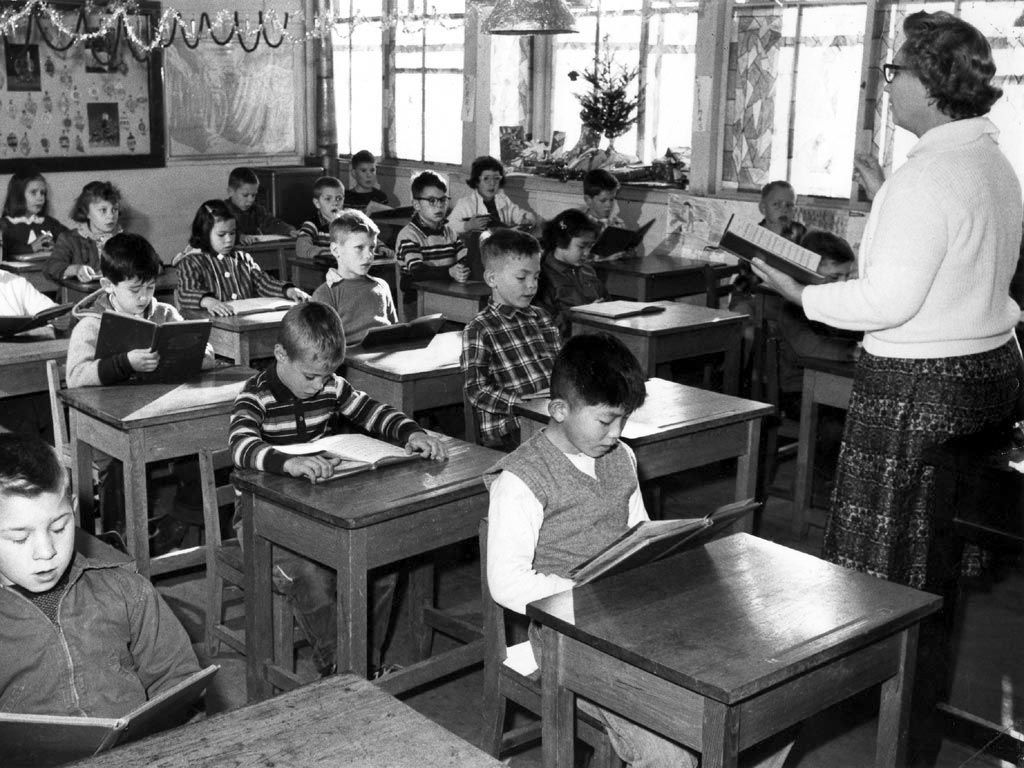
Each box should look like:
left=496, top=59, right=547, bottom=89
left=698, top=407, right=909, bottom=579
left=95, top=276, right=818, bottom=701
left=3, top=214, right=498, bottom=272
left=0, top=1, right=165, bottom=172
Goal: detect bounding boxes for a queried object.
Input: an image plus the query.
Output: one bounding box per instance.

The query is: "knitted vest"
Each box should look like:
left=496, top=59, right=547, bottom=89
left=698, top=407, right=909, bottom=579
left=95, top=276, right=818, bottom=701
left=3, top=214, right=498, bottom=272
left=484, top=430, right=636, bottom=578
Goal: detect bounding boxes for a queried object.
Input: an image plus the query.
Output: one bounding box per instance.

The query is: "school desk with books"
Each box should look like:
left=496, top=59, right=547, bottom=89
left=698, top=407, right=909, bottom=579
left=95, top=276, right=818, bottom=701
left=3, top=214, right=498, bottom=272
left=515, top=378, right=772, bottom=519
left=568, top=300, right=748, bottom=392
left=0, top=665, right=218, bottom=768
left=0, top=331, right=69, bottom=398
left=344, top=330, right=463, bottom=416
left=0, top=302, right=72, bottom=338
left=95, top=313, right=212, bottom=384
left=61, top=365, right=255, bottom=577
left=234, top=433, right=502, bottom=700
left=590, top=218, right=656, bottom=260
left=274, top=433, right=420, bottom=482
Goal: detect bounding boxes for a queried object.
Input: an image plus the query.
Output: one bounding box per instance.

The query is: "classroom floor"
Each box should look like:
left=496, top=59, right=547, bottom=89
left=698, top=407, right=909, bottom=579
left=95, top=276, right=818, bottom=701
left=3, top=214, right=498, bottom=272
left=156, top=456, right=1023, bottom=768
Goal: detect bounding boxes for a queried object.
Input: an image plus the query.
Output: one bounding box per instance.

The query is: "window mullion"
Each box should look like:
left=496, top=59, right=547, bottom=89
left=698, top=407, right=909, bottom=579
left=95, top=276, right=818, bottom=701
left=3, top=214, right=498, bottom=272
left=636, top=0, right=652, bottom=160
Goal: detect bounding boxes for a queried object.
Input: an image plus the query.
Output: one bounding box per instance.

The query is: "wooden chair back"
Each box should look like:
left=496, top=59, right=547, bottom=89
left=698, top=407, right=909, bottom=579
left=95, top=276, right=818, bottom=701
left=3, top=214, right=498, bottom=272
left=46, top=359, right=69, bottom=463
left=703, top=263, right=741, bottom=309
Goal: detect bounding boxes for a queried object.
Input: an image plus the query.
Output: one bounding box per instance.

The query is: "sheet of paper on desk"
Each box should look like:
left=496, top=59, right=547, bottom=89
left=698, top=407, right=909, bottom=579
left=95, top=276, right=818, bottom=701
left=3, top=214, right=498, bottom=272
left=274, top=433, right=408, bottom=463
left=224, top=297, right=295, bottom=315
left=248, top=234, right=292, bottom=243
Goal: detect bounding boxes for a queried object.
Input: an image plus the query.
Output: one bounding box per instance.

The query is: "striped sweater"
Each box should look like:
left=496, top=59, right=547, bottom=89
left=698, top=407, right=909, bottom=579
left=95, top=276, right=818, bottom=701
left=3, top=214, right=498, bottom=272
left=175, top=249, right=293, bottom=313
left=229, top=362, right=423, bottom=474
left=396, top=215, right=466, bottom=285
left=295, top=215, right=332, bottom=268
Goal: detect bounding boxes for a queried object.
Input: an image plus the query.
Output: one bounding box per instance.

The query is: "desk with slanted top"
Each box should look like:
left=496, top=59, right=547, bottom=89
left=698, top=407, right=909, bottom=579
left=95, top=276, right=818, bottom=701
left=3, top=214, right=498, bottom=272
left=594, top=246, right=732, bottom=302
left=59, top=366, right=254, bottom=578
left=0, top=331, right=68, bottom=398
left=208, top=310, right=288, bottom=367
left=414, top=280, right=491, bottom=324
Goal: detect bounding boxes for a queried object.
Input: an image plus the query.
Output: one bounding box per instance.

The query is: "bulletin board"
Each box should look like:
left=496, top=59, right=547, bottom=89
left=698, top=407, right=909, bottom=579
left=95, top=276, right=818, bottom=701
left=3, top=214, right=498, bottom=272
left=0, top=1, right=165, bottom=172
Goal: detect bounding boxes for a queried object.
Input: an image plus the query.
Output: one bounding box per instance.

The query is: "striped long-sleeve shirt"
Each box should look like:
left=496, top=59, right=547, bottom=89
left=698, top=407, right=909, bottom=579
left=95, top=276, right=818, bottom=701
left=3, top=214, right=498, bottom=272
left=295, top=216, right=332, bottom=268
left=396, top=215, right=466, bottom=285
left=230, top=362, right=424, bottom=474
left=460, top=300, right=561, bottom=443
left=175, top=249, right=293, bottom=312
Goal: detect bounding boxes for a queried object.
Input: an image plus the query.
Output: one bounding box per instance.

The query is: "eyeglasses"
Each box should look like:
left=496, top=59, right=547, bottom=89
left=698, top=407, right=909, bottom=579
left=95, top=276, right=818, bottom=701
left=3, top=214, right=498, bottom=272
left=881, top=63, right=906, bottom=84
left=415, top=196, right=450, bottom=207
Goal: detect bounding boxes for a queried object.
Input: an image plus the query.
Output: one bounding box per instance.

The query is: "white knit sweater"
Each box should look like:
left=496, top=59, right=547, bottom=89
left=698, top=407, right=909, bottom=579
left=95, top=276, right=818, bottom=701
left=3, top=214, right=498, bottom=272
left=803, top=117, right=1022, bottom=359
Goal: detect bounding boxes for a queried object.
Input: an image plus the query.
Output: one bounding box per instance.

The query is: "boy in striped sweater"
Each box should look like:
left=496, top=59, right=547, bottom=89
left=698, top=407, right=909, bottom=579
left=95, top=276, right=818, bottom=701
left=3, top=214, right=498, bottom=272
left=294, top=175, right=347, bottom=269
left=229, top=301, right=447, bottom=675
left=396, top=170, right=468, bottom=315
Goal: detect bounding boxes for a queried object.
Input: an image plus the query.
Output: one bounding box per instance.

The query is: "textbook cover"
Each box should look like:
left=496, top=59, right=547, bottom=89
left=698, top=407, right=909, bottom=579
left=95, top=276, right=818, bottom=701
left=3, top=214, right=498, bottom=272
left=591, top=218, right=656, bottom=259
left=0, top=665, right=218, bottom=768
left=94, top=312, right=211, bottom=384
left=572, top=300, right=666, bottom=320
left=718, top=215, right=828, bottom=285
left=358, top=313, right=445, bottom=350
left=0, top=302, right=73, bottom=338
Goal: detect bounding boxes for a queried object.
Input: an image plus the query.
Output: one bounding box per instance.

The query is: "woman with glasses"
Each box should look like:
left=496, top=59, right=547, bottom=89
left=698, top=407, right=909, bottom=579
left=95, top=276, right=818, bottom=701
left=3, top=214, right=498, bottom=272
left=754, top=13, right=1021, bottom=765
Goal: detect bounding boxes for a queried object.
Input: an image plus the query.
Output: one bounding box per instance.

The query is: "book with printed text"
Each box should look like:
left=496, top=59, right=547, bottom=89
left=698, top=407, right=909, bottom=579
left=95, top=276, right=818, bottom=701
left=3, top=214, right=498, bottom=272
left=718, top=215, right=828, bottom=285
left=273, top=433, right=421, bottom=482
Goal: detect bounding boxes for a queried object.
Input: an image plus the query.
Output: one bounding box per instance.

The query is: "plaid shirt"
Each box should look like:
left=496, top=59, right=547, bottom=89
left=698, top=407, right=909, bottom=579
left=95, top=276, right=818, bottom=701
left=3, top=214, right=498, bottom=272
left=175, top=250, right=293, bottom=312
left=461, top=299, right=561, bottom=442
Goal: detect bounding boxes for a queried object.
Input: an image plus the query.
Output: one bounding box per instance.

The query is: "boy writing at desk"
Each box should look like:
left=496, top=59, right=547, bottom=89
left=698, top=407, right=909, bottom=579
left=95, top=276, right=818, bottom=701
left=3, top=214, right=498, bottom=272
left=229, top=301, right=447, bottom=676
left=0, top=434, right=200, bottom=717
left=461, top=229, right=561, bottom=451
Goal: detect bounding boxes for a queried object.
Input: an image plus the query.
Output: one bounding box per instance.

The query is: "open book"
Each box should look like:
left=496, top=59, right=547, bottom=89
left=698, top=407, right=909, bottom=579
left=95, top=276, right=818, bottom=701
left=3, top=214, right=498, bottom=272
left=274, top=433, right=419, bottom=482
left=591, top=218, right=656, bottom=259
left=718, top=215, right=828, bottom=285
left=223, top=297, right=295, bottom=316
left=358, top=313, right=445, bottom=350
left=568, top=498, right=760, bottom=585
left=572, top=300, right=666, bottom=320
left=0, top=664, right=218, bottom=768
left=95, top=312, right=211, bottom=384
left=366, top=202, right=415, bottom=220
left=0, top=302, right=73, bottom=338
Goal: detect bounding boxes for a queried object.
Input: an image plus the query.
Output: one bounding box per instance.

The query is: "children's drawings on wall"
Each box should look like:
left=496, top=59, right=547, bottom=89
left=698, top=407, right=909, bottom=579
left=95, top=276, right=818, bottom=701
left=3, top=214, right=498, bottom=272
left=165, top=42, right=298, bottom=159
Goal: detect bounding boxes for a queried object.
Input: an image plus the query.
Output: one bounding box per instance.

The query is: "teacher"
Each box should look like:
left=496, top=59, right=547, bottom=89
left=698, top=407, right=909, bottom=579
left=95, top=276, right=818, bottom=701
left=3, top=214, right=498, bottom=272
left=754, top=9, right=1022, bottom=593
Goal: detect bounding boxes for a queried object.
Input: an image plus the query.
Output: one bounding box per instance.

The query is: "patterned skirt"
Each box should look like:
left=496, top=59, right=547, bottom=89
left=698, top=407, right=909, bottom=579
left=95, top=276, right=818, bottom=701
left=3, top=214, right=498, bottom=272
left=822, top=340, right=1020, bottom=591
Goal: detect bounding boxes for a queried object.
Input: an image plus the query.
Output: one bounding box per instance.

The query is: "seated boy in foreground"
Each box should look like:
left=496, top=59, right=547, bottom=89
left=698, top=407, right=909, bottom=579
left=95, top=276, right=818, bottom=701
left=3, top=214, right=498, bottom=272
left=310, top=210, right=397, bottom=346
left=0, top=434, right=200, bottom=717
left=229, top=301, right=447, bottom=675
left=461, top=229, right=561, bottom=451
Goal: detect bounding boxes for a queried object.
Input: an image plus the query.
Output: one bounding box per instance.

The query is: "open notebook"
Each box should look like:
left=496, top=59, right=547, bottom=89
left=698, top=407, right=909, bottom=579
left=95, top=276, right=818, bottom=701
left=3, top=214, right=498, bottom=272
left=274, top=433, right=419, bottom=482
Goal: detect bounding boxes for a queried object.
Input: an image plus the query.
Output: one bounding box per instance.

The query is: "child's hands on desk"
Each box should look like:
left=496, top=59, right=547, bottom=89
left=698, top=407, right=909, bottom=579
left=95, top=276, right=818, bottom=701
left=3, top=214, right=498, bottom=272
left=286, top=287, right=311, bottom=302
left=67, top=264, right=99, bottom=282
left=201, top=297, right=235, bottom=316
left=449, top=262, right=471, bottom=283
left=128, top=348, right=160, bottom=373
left=464, top=214, right=492, bottom=232
left=31, top=234, right=54, bottom=252
left=283, top=454, right=342, bottom=482
left=406, top=432, right=448, bottom=461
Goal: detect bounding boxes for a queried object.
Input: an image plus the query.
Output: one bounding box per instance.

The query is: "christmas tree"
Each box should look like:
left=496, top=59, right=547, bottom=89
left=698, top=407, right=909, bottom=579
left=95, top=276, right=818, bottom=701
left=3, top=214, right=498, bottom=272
left=569, top=43, right=639, bottom=152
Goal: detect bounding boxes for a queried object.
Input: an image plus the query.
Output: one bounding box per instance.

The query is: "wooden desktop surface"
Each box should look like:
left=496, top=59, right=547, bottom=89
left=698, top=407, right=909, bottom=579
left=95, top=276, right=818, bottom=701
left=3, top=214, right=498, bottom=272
left=594, top=251, right=730, bottom=301
left=570, top=300, right=745, bottom=337
left=209, top=310, right=289, bottom=332
left=414, top=279, right=490, bottom=300
left=208, top=309, right=287, bottom=365
left=414, top=280, right=491, bottom=325
left=65, top=673, right=502, bottom=768
left=0, top=331, right=68, bottom=397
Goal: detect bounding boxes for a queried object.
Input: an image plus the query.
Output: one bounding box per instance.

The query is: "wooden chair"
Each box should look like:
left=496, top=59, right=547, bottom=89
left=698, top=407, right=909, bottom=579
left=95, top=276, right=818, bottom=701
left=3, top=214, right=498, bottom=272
left=199, top=447, right=298, bottom=679
left=703, top=262, right=741, bottom=310
left=46, top=359, right=70, bottom=467
left=478, top=519, right=621, bottom=766
left=750, top=319, right=799, bottom=500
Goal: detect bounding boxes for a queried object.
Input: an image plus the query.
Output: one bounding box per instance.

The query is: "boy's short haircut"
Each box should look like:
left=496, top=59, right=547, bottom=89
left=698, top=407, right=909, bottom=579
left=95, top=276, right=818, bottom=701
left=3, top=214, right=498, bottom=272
left=101, top=232, right=162, bottom=284
left=228, top=167, right=259, bottom=189
left=0, top=433, right=64, bottom=501
left=411, top=170, right=448, bottom=197
left=550, top=333, right=647, bottom=413
left=801, top=229, right=855, bottom=264
left=481, top=228, right=541, bottom=271
left=189, top=199, right=234, bottom=250
left=467, top=155, right=505, bottom=190
left=582, top=169, right=620, bottom=198
left=312, top=175, right=345, bottom=197
left=760, top=180, right=794, bottom=200
left=329, top=209, right=380, bottom=244
left=278, top=301, right=346, bottom=364
left=351, top=150, right=376, bottom=168
left=69, top=181, right=121, bottom=223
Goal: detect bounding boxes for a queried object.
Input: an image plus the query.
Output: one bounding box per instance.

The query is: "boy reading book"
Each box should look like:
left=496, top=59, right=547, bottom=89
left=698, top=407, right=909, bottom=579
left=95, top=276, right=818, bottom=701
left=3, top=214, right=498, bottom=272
left=0, top=434, right=202, bottom=717
left=228, top=301, right=446, bottom=675
left=224, top=167, right=296, bottom=245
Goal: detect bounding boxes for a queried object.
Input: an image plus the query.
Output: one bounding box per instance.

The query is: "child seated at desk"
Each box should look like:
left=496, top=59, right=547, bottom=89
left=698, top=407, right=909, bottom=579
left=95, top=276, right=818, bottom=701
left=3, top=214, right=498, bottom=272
left=580, top=169, right=631, bottom=261
left=175, top=200, right=308, bottom=318
left=396, top=171, right=468, bottom=315
left=535, top=209, right=607, bottom=338
left=449, top=155, right=535, bottom=236
left=0, top=264, right=56, bottom=317
left=310, top=210, right=397, bottom=346
left=461, top=229, right=560, bottom=451
left=44, top=181, right=123, bottom=283
left=295, top=175, right=347, bottom=269
left=224, top=166, right=296, bottom=245
left=0, top=433, right=201, bottom=717
left=1, top=167, right=66, bottom=259
left=229, top=301, right=447, bottom=675
left=343, top=150, right=391, bottom=212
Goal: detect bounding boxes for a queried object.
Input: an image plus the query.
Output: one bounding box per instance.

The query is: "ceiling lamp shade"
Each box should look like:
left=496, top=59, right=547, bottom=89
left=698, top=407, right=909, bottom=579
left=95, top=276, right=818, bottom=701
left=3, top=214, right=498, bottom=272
left=485, top=0, right=577, bottom=35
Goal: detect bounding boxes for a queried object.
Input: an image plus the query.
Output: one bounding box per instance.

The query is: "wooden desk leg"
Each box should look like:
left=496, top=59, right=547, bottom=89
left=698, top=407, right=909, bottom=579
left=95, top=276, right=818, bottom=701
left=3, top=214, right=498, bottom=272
left=243, top=493, right=274, bottom=702
left=541, top=627, right=575, bottom=768
left=417, top=292, right=425, bottom=320
left=792, top=369, right=819, bottom=538
left=123, top=432, right=151, bottom=577
left=723, top=335, right=742, bottom=395
left=877, top=625, right=918, bottom=768
left=238, top=335, right=252, bottom=369
left=408, top=560, right=435, bottom=660
left=69, top=419, right=95, bottom=530
left=337, top=531, right=369, bottom=677
left=702, top=700, right=740, bottom=768
left=735, top=418, right=762, bottom=533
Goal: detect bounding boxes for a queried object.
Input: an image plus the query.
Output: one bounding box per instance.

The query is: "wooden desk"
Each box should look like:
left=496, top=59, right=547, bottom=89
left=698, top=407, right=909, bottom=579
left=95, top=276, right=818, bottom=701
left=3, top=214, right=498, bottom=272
left=245, top=238, right=294, bottom=278
left=414, top=280, right=490, bottom=324
left=516, top=378, right=771, bottom=514
left=235, top=434, right=502, bottom=700
left=792, top=356, right=855, bottom=537
left=529, top=533, right=942, bottom=768
left=594, top=253, right=729, bottom=302
left=569, top=301, right=747, bottom=393
left=66, top=673, right=502, bottom=768
left=60, top=366, right=255, bottom=577
left=1, top=259, right=60, bottom=294
left=208, top=310, right=287, bottom=366
left=0, top=332, right=68, bottom=397
left=344, top=331, right=463, bottom=414
left=55, top=270, right=178, bottom=305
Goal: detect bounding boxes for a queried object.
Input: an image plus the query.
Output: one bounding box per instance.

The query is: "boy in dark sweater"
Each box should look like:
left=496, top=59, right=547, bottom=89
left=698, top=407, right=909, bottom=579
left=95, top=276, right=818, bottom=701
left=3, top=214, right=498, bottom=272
left=224, top=167, right=295, bottom=245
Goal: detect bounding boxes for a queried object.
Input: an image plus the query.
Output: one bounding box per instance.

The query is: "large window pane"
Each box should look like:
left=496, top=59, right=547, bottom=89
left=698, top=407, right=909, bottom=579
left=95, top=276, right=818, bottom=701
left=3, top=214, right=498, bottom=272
left=424, top=73, right=464, bottom=163
left=395, top=71, right=424, bottom=160
left=490, top=36, right=528, bottom=157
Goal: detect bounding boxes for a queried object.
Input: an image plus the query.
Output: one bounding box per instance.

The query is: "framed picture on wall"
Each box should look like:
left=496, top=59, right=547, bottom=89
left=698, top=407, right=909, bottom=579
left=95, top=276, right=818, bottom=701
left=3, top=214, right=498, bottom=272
left=0, top=1, right=165, bottom=173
